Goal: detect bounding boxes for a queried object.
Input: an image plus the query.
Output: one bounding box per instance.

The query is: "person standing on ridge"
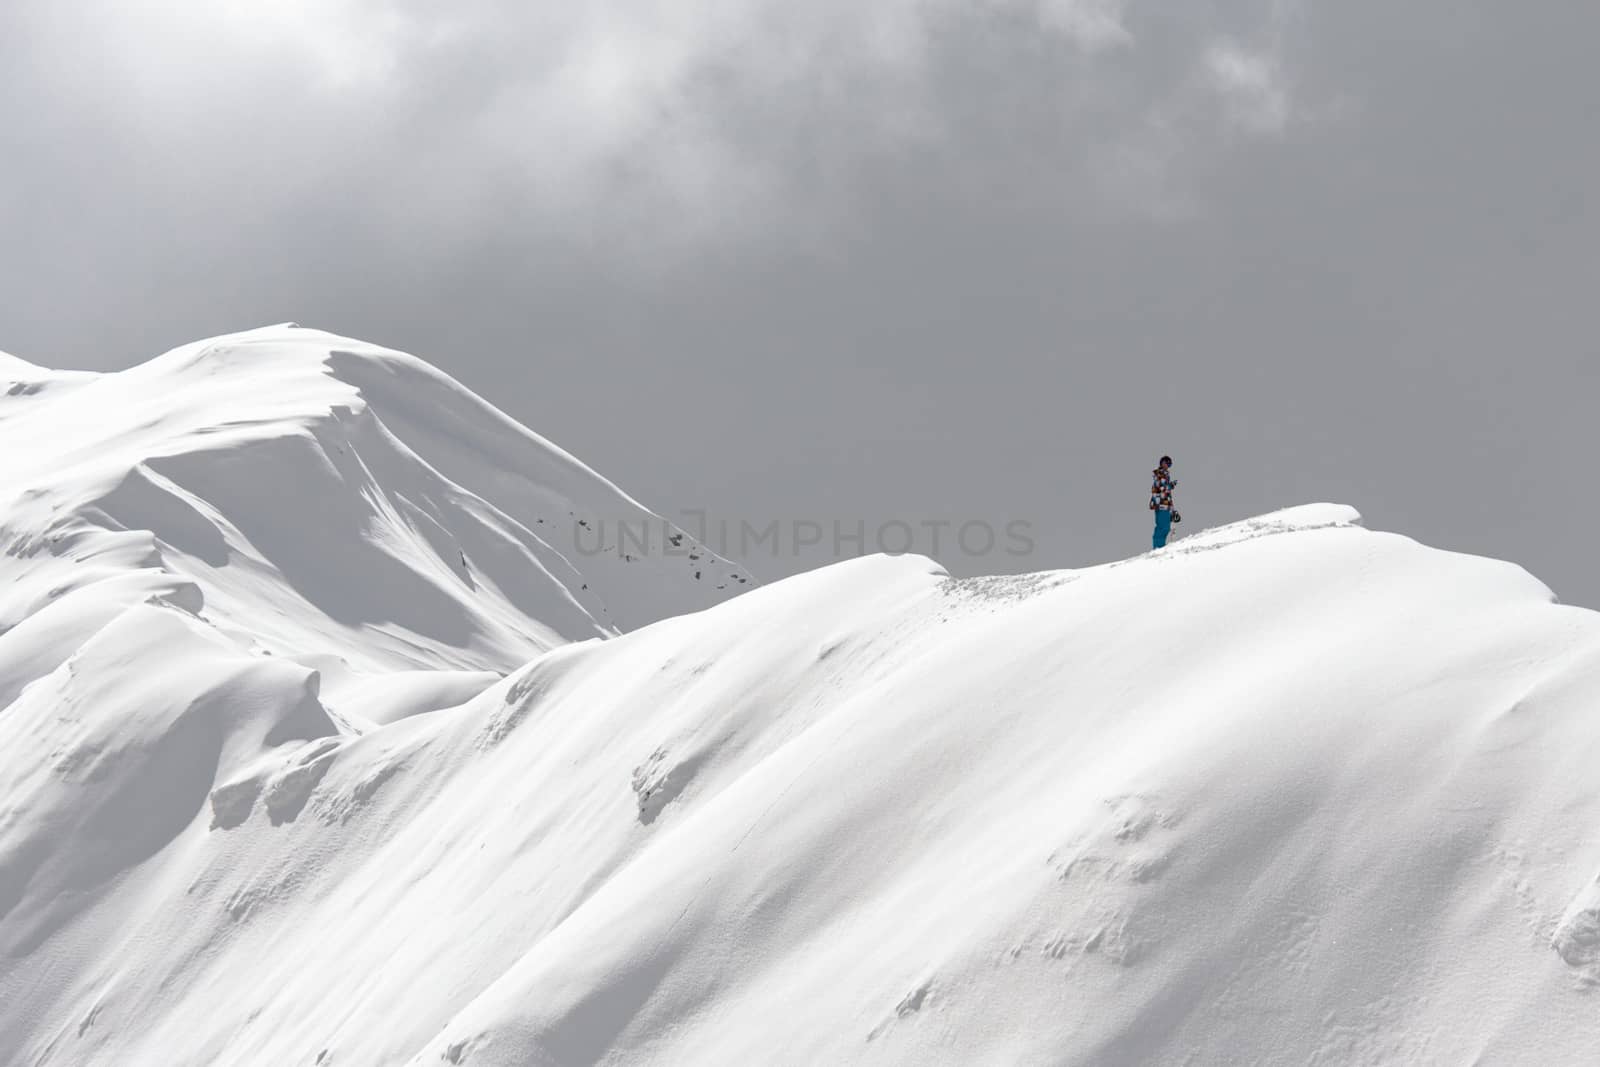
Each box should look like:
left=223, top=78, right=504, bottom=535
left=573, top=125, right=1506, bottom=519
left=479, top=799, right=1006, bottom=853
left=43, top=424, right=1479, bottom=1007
left=1150, top=455, right=1181, bottom=548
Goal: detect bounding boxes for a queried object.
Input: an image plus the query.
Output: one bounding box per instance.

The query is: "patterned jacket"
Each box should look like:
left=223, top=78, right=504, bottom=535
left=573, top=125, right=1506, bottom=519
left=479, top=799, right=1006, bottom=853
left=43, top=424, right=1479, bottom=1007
left=1149, top=466, right=1176, bottom=511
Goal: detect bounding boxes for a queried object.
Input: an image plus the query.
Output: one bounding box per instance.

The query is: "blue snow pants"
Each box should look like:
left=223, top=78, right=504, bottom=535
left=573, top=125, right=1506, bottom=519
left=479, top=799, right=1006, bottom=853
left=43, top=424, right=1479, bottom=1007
left=1152, top=509, right=1172, bottom=549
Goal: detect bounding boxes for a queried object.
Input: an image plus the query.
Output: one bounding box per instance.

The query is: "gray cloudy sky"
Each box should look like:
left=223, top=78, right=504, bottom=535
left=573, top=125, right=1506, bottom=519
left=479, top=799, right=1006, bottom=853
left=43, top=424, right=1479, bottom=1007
left=3, top=1, right=1597, bottom=605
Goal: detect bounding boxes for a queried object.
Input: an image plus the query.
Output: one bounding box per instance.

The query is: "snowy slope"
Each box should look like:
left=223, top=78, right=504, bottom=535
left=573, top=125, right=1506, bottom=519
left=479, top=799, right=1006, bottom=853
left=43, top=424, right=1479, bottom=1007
left=3, top=338, right=1600, bottom=1065
left=0, top=325, right=749, bottom=723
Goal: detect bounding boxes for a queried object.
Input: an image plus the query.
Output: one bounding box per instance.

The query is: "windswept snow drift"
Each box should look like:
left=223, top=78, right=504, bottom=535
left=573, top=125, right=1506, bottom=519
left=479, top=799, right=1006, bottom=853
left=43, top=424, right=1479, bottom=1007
left=2, top=332, right=1599, bottom=1066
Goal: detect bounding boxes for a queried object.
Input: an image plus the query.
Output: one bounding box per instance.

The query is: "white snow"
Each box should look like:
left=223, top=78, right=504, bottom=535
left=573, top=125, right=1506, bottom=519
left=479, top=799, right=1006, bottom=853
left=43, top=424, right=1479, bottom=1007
left=0, top=325, right=748, bottom=679
left=3, top=331, right=1600, bottom=1066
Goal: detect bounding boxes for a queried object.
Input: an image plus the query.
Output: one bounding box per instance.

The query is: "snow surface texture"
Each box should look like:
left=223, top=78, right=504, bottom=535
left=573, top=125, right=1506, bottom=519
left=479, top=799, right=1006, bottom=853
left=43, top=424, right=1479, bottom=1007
left=4, top=331, right=1600, bottom=1066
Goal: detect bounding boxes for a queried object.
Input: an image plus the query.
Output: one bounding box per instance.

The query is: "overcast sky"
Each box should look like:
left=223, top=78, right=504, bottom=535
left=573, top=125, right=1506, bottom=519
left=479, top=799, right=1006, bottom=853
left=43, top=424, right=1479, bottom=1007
left=3, top=1, right=1596, bottom=605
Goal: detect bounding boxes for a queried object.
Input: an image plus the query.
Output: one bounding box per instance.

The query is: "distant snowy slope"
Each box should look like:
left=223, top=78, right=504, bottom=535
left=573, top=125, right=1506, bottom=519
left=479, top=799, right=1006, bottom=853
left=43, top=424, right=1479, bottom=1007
left=5, top=501, right=1600, bottom=1065
left=0, top=325, right=749, bottom=712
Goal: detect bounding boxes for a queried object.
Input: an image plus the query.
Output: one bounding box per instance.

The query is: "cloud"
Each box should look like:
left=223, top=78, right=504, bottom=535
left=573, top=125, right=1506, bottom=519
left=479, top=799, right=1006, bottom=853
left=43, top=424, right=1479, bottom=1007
left=1205, top=40, right=1293, bottom=134
left=2, top=0, right=1314, bottom=258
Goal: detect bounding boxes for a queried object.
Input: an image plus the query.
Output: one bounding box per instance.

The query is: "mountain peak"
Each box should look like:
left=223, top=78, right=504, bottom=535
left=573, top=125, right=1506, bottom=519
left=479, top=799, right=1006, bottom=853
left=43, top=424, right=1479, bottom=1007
left=0, top=327, right=752, bottom=688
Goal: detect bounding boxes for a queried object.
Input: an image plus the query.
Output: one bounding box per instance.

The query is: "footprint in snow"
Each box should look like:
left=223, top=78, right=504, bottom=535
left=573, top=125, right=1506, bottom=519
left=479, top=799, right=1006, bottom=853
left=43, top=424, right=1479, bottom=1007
left=442, top=1036, right=478, bottom=1064
left=1554, top=876, right=1600, bottom=986
left=866, top=982, right=933, bottom=1042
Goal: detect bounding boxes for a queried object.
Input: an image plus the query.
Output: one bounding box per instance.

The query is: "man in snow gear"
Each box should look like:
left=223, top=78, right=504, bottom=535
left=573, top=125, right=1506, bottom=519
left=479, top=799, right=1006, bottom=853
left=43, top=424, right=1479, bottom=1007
left=1150, top=455, right=1181, bottom=548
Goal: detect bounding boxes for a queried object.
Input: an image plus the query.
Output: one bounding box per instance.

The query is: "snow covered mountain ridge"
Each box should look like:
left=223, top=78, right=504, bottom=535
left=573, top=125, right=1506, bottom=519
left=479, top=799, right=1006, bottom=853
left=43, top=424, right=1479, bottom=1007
left=3, top=328, right=1600, bottom=1065
left=0, top=324, right=748, bottom=723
